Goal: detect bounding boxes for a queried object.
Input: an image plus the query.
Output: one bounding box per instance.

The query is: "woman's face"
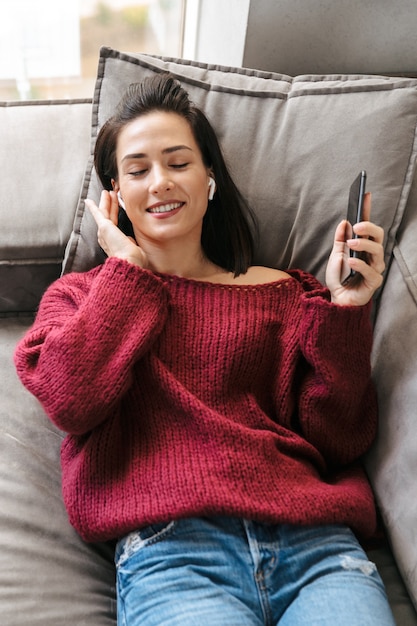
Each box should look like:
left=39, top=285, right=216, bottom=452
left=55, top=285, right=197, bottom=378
left=113, top=111, right=212, bottom=249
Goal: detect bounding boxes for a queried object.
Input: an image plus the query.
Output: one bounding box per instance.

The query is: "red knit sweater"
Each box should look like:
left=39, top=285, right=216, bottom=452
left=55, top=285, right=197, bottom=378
left=14, top=257, right=378, bottom=542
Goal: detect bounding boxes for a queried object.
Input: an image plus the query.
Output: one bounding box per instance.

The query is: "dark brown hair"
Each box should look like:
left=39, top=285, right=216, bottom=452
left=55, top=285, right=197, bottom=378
left=94, top=73, right=255, bottom=275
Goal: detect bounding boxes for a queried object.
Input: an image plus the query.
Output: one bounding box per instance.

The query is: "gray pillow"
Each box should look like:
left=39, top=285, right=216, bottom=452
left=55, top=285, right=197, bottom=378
left=63, top=46, right=417, bottom=289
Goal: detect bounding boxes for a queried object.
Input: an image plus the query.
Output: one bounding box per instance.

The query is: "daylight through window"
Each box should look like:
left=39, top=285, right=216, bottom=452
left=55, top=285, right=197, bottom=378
left=0, top=0, right=185, bottom=100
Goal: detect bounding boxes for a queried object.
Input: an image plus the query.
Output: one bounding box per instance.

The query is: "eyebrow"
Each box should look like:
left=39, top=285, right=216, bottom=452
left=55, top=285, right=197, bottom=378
left=121, top=145, right=193, bottom=162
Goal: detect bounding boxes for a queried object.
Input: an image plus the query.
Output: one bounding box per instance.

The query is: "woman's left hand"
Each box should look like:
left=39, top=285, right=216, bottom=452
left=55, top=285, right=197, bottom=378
left=325, top=193, right=385, bottom=306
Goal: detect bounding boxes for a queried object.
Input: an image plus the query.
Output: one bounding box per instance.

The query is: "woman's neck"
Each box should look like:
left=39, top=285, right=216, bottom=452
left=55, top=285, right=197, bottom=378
left=140, top=239, right=223, bottom=281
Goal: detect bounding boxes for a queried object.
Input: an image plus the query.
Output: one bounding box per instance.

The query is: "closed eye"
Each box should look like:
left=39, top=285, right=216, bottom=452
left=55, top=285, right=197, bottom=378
left=129, top=169, right=147, bottom=177
left=171, top=163, right=189, bottom=169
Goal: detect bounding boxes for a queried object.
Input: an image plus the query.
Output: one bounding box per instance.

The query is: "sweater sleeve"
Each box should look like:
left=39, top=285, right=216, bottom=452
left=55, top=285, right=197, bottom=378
left=14, top=258, right=169, bottom=435
left=293, top=274, right=377, bottom=468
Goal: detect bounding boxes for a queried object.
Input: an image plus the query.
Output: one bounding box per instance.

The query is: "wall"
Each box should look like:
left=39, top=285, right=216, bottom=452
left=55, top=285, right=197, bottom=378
left=184, top=0, right=417, bottom=76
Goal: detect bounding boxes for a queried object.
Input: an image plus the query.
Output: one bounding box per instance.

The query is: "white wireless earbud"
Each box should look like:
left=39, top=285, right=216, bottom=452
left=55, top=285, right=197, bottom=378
left=208, top=176, right=216, bottom=201
left=117, top=191, right=126, bottom=210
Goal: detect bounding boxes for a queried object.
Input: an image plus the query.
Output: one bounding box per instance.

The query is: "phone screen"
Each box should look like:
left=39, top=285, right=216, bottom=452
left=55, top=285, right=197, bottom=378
left=341, top=170, right=367, bottom=286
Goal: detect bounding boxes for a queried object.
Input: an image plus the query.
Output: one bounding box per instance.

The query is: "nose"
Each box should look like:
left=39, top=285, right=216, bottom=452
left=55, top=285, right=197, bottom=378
left=149, top=167, right=174, bottom=194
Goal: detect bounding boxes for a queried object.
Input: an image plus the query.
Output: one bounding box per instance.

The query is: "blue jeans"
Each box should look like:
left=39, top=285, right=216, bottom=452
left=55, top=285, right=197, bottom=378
left=115, top=517, right=395, bottom=626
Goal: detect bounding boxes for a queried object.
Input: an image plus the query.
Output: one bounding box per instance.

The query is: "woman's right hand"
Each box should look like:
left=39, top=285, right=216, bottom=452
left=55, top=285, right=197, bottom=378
left=85, top=190, right=148, bottom=268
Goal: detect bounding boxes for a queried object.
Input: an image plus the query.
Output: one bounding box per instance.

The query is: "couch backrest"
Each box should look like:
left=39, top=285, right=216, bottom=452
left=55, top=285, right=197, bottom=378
left=2, top=48, right=417, bottom=618
left=0, top=99, right=92, bottom=314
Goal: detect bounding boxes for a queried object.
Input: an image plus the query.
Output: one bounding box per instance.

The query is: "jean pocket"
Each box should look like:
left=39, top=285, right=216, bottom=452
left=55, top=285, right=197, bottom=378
left=116, top=521, right=176, bottom=569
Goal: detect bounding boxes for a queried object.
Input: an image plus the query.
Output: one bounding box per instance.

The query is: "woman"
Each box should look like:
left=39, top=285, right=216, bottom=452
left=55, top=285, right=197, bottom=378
left=15, top=74, right=394, bottom=625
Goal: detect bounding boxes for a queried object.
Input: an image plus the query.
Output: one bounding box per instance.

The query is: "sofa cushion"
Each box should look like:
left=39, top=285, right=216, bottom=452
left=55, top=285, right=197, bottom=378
left=0, top=319, right=116, bottom=625
left=366, top=173, right=417, bottom=612
left=63, top=47, right=417, bottom=288
left=0, top=99, right=92, bottom=313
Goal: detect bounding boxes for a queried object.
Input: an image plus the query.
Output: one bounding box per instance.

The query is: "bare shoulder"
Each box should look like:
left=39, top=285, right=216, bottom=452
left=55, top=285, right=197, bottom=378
left=231, top=265, right=291, bottom=286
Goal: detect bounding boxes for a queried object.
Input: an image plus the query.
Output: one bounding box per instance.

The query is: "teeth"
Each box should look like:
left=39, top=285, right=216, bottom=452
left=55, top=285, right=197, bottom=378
left=148, top=202, right=182, bottom=214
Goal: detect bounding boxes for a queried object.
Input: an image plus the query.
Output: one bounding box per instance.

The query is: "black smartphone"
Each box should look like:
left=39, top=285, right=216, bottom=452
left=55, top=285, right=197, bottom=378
left=341, top=170, right=367, bottom=286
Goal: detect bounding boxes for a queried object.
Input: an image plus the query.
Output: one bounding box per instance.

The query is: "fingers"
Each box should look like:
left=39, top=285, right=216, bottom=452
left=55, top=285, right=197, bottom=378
left=85, top=192, right=147, bottom=268
left=347, top=254, right=384, bottom=290
left=85, top=190, right=119, bottom=225
left=333, top=219, right=350, bottom=244
left=84, top=198, right=101, bottom=223
left=326, top=209, right=386, bottom=305
left=348, top=219, right=385, bottom=274
left=352, top=219, right=383, bottom=243
left=361, top=191, right=372, bottom=222
left=108, top=190, right=120, bottom=225
left=85, top=191, right=122, bottom=256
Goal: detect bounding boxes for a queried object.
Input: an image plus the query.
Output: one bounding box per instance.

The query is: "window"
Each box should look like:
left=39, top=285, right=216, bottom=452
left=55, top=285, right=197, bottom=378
left=0, top=0, right=185, bottom=100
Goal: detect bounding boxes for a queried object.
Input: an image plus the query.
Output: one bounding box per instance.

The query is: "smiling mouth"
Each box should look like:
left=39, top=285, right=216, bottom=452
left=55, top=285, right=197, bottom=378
left=147, top=202, right=184, bottom=214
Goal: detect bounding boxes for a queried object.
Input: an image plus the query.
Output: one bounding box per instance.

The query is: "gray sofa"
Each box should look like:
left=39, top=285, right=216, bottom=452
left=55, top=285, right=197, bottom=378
left=1, top=47, right=417, bottom=625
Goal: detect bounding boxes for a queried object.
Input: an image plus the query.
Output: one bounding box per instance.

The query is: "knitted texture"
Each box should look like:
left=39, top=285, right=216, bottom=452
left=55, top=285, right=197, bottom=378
left=15, top=258, right=377, bottom=542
